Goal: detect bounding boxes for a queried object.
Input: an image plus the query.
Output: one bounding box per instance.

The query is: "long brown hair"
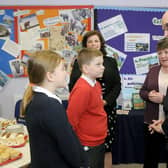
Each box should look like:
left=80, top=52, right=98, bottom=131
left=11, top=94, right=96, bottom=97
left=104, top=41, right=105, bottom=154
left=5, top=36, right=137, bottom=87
left=21, top=50, right=62, bottom=116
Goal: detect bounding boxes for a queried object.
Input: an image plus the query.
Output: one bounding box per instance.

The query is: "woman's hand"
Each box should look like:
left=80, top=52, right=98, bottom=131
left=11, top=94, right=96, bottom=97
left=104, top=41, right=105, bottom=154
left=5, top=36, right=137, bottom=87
left=148, top=120, right=164, bottom=134
left=148, top=90, right=164, bottom=104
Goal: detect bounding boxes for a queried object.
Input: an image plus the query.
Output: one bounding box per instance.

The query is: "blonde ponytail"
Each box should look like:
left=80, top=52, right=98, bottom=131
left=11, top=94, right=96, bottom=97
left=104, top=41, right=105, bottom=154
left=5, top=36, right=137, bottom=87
left=20, top=85, right=33, bottom=116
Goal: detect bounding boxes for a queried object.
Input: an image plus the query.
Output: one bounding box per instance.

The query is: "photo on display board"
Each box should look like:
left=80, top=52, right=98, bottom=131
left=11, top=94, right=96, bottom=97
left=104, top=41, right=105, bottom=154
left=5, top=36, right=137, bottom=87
left=0, top=24, right=10, bottom=38
left=19, top=14, right=39, bottom=31
left=9, top=59, right=24, bottom=77
left=0, top=70, right=10, bottom=91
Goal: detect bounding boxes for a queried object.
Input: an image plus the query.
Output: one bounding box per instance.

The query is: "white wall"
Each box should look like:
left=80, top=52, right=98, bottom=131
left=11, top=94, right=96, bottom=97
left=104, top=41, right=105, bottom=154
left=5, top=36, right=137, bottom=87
left=0, top=78, right=28, bottom=119
left=0, top=0, right=168, bottom=119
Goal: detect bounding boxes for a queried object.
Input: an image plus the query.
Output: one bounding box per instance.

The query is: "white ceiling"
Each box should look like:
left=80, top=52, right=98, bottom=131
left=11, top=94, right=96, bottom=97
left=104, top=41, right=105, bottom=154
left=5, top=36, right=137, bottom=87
left=0, top=0, right=168, bottom=8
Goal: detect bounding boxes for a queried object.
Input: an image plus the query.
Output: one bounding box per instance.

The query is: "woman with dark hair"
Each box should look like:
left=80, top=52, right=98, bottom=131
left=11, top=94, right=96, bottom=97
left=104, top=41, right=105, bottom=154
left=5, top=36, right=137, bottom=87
left=140, top=37, right=168, bottom=168
left=69, top=30, right=121, bottom=168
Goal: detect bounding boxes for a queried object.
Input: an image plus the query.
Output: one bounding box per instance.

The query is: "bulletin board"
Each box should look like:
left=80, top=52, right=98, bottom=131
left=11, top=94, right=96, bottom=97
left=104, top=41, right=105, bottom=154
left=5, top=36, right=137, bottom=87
left=94, top=7, right=168, bottom=110
left=0, top=6, right=93, bottom=80
left=0, top=9, right=15, bottom=77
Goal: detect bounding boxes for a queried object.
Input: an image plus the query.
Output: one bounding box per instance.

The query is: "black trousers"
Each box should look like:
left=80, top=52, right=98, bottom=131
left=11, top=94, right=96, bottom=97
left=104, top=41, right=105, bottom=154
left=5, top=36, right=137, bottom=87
left=84, top=143, right=105, bottom=168
left=143, top=123, right=168, bottom=168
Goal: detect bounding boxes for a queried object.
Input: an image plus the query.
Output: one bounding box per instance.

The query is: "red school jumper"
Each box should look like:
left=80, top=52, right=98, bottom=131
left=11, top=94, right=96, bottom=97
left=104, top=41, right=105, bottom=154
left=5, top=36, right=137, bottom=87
left=67, top=77, right=107, bottom=147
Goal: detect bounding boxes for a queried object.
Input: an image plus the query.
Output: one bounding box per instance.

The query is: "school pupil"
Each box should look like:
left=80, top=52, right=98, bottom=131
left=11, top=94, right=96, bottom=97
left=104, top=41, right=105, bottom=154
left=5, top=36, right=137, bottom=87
left=21, top=50, right=88, bottom=168
left=69, top=30, right=121, bottom=168
left=67, top=48, right=107, bottom=168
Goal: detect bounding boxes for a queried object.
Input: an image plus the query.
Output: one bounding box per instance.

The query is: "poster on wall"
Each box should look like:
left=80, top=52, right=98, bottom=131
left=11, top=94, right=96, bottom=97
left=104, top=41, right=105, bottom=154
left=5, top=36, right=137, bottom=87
left=95, top=7, right=167, bottom=111
left=0, top=70, right=10, bottom=91
left=0, top=6, right=93, bottom=94
left=17, top=6, right=93, bottom=99
left=15, top=6, right=93, bottom=70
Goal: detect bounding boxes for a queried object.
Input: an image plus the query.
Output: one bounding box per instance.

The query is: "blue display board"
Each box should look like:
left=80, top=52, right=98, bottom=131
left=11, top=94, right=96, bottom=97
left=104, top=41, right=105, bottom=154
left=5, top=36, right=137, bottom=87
left=95, top=7, right=168, bottom=110
left=94, top=7, right=167, bottom=74
left=0, top=9, right=15, bottom=76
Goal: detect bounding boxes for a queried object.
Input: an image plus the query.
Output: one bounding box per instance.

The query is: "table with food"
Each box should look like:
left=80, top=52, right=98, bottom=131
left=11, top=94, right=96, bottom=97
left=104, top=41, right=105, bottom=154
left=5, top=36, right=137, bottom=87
left=0, top=118, right=30, bottom=168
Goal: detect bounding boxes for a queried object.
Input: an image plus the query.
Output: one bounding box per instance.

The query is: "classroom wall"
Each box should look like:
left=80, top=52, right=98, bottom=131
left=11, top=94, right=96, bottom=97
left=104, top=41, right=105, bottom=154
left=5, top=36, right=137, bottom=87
left=0, top=78, right=28, bottom=119
left=0, top=0, right=168, bottom=119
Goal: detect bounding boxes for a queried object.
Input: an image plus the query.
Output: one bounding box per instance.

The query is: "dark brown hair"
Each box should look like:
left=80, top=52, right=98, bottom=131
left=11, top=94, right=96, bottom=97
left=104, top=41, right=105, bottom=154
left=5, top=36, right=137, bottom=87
left=82, top=30, right=107, bottom=56
left=157, top=37, right=168, bottom=51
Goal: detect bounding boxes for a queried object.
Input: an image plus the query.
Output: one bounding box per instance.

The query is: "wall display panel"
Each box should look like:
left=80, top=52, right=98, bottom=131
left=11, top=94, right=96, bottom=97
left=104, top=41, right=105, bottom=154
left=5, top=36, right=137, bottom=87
left=0, top=9, right=15, bottom=77
left=0, top=6, right=93, bottom=94
left=94, top=7, right=167, bottom=110
left=0, top=6, right=93, bottom=78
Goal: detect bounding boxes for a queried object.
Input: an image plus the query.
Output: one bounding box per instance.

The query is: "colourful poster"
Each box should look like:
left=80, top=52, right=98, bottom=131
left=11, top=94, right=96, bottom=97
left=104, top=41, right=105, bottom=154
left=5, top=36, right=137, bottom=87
left=0, top=6, right=93, bottom=78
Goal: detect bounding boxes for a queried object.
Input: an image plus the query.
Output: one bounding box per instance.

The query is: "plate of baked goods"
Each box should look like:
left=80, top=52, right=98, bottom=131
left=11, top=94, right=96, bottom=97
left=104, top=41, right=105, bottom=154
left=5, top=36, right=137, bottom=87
left=0, top=118, right=17, bottom=130
left=0, top=144, right=22, bottom=166
left=0, top=130, right=28, bottom=148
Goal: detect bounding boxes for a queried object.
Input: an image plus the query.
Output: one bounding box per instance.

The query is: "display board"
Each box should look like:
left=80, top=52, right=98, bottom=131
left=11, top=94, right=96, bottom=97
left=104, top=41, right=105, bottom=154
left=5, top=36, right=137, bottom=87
left=0, top=9, right=15, bottom=76
left=0, top=6, right=93, bottom=92
left=94, top=7, right=167, bottom=110
left=0, top=6, right=93, bottom=76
